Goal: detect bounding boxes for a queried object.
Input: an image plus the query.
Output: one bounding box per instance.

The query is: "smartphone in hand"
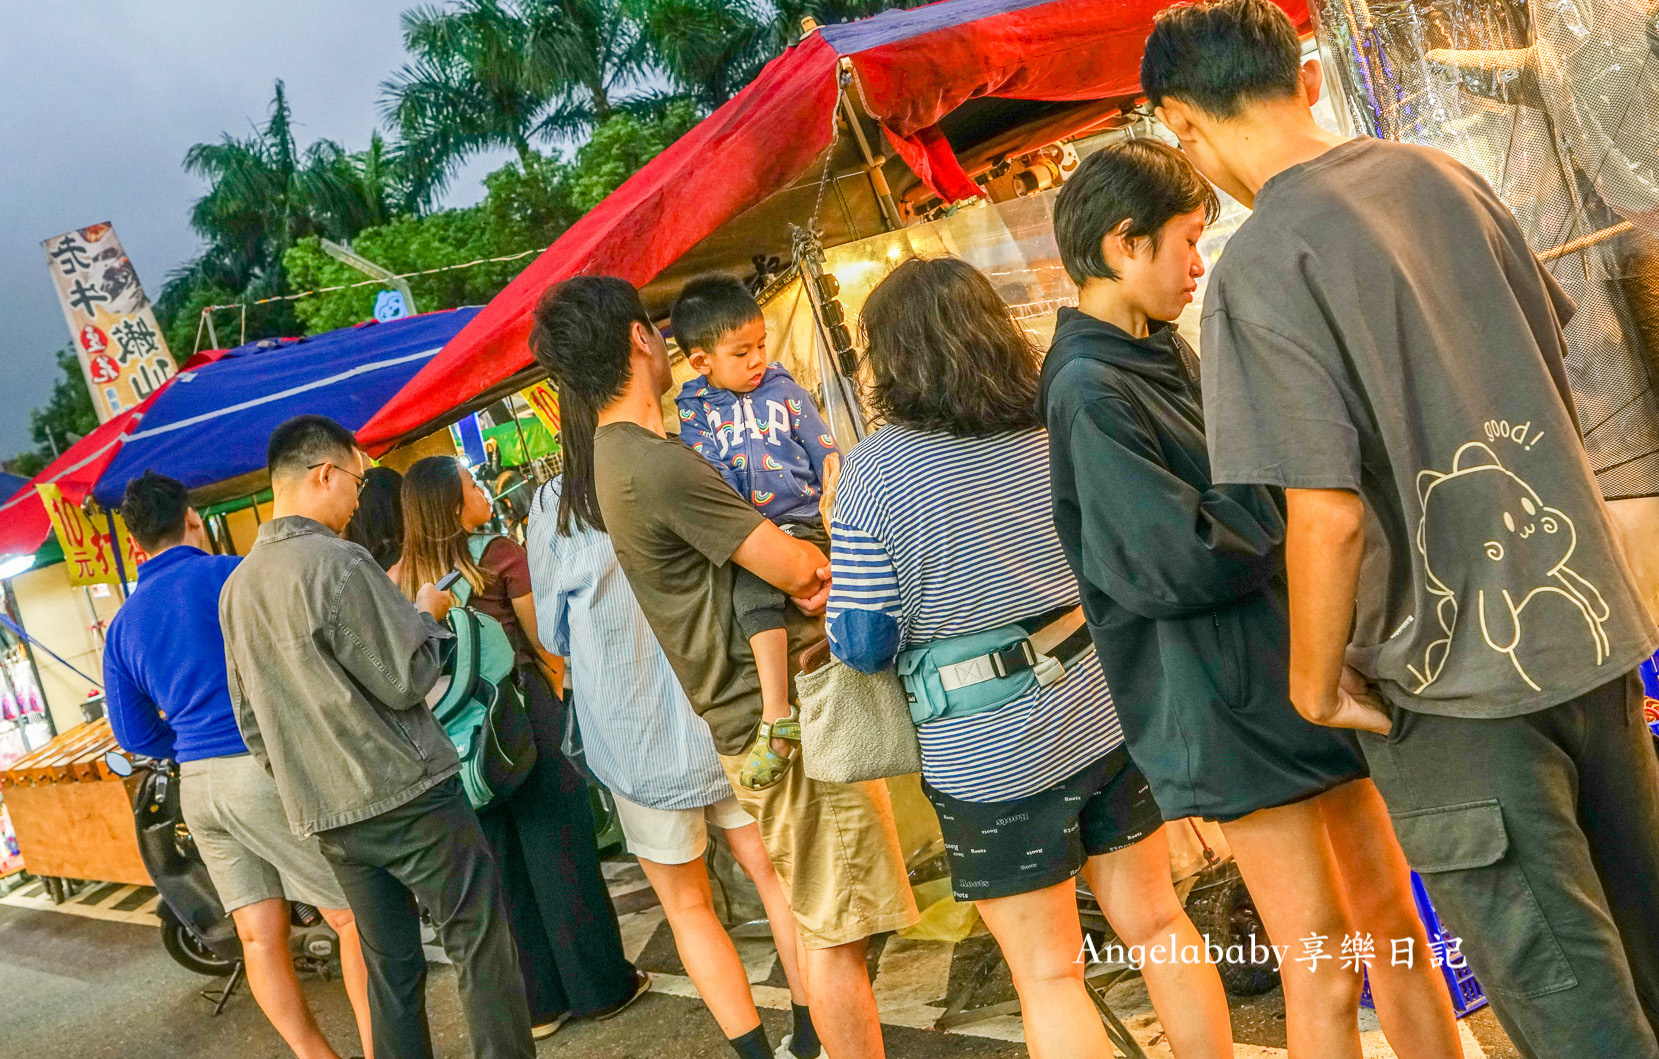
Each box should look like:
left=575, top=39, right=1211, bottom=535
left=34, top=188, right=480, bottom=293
left=435, top=569, right=464, bottom=592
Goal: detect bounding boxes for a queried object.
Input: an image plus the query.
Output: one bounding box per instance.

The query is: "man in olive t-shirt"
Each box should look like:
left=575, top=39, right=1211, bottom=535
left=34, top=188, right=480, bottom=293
left=529, top=275, right=918, bottom=1059
left=1145, top=2, right=1659, bottom=1054
left=592, top=421, right=823, bottom=756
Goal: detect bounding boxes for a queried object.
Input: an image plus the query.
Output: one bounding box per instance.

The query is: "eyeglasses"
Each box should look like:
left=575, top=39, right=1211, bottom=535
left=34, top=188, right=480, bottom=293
left=308, top=462, right=367, bottom=495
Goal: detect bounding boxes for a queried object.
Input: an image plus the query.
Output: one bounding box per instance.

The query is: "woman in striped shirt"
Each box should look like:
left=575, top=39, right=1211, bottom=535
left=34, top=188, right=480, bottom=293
left=826, top=257, right=1233, bottom=1059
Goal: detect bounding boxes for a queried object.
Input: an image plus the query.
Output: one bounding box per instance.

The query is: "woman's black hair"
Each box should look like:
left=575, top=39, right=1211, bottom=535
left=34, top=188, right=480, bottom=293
left=1053, top=139, right=1220, bottom=286
left=859, top=257, right=1042, bottom=436
left=344, top=466, right=404, bottom=570
left=528, top=276, right=652, bottom=536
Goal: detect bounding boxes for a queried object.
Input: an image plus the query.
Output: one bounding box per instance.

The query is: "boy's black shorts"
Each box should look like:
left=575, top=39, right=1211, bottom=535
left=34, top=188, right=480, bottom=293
left=732, top=517, right=827, bottom=641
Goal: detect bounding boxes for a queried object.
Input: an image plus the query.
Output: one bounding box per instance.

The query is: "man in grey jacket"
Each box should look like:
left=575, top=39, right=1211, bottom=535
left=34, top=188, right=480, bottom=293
left=221, top=414, right=534, bottom=1059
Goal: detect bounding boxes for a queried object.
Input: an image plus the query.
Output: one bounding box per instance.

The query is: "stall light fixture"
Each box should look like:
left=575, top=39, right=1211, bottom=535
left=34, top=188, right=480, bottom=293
left=0, top=555, right=33, bottom=580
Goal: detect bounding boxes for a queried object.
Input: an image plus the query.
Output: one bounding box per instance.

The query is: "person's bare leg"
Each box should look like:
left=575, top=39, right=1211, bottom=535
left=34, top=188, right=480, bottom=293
left=1222, top=799, right=1365, bottom=1059
left=726, top=821, right=809, bottom=1005
left=975, top=879, right=1113, bottom=1059
left=231, top=898, right=341, bottom=1059
left=318, top=905, right=374, bottom=1059
left=1318, top=781, right=1463, bottom=1059
left=751, top=628, right=795, bottom=760
left=804, top=940, right=884, bottom=1059
left=636, top=855, right=764, bottom=1038
left=1083, top=829, right=1234, bottom=1058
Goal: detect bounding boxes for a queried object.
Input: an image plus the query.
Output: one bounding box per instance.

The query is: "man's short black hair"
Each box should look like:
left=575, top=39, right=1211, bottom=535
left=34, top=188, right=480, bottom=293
left=1141, top=0, right=1305, bottom=118
left=669, top=275, right=763, bottom=357
left=121, top=471, right=190, bottom=553
left=1054, top=140, right=1220, bottom=285
left=267, top=415, right=359, bottom=481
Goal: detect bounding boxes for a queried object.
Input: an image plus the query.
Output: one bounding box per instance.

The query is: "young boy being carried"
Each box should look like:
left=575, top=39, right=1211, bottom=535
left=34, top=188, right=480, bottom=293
left=670, top=275, right=840, bottom=791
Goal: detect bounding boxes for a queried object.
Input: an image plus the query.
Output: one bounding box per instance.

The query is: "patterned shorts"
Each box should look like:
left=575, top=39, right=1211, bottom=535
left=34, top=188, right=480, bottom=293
left=924, top=746, right=1164, bottom=901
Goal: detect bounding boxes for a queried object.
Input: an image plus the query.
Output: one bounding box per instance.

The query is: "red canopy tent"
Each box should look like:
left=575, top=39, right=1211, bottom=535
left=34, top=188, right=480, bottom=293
left=0, top=350, right=227, bottom=561
left=359, top=0, right=1308, bottom=452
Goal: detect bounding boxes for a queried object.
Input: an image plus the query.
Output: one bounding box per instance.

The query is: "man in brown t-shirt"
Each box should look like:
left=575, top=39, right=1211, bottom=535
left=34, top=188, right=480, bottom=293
left=529, top=275, right=917, bottom=1059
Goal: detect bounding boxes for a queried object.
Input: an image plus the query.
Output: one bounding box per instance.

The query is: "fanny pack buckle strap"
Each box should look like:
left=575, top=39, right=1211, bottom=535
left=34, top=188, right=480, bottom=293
left=989, top=639, right=1036, bottom=679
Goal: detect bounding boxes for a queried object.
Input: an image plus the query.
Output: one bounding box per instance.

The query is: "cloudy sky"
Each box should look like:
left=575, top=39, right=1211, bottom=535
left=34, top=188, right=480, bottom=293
left=0, top=1, right=516, bottom=459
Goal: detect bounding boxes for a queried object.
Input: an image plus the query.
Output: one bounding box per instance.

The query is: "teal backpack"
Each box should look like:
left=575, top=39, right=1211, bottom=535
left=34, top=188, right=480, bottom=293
left=430, top=535, right=538, bottom=810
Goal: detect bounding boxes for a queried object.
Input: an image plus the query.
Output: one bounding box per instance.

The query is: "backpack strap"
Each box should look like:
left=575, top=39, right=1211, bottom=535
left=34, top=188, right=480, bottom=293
left=450, top=534, right=499, bottom=607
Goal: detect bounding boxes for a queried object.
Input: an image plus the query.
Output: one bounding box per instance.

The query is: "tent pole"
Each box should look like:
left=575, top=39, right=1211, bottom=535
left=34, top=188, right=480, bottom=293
left=836, top=68, right=904, bottom=232
left=2, top=583, right=53, bottom=738
left=105, top=509, right=128, bottom=601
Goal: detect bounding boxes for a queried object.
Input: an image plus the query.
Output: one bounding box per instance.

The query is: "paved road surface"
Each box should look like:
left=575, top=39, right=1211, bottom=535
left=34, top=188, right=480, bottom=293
left=0, top=862, right=1523, bottom=1059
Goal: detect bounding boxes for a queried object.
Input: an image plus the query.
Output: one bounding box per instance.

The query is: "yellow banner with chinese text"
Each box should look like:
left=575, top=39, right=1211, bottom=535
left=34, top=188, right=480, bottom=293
left=519, top=382, right=561, bottom=436
left=35, top=484, right=147, bottom=587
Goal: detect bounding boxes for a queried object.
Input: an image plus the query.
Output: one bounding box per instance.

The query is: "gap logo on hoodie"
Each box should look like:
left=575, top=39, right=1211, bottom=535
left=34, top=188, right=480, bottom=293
left=675, top=362, right=838, bottom=523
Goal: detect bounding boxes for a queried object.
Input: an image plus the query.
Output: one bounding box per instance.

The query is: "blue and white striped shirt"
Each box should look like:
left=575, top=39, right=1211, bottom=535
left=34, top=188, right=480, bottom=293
left=826, top=426, right=1124, bottom=803
left=526, top=479, right=733, bottom=811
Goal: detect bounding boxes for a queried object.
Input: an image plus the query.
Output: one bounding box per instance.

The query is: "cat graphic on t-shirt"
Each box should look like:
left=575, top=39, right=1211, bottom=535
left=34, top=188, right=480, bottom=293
left=1410, top=441, right=1610, bottom=693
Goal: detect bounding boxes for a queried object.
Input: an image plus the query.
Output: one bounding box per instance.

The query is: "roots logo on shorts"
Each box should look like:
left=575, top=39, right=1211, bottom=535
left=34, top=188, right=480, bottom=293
left=787, top=398, right=805, bottom=415
left=762, top=454, right=784, bottom=472
left=818, top=434, right=838, bottom=449
left=753, top=490, right=776, bottom=506
left=732, top=453, right=748, bottom=469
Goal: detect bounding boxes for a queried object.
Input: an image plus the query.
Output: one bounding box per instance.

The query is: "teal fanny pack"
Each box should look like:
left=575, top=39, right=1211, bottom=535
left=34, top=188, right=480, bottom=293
left=897, top=606, right=1090, bottom=725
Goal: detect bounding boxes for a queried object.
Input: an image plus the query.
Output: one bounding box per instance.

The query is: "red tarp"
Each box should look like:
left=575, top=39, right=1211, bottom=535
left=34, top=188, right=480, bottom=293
left=358, top=0, right=1309, bottom=452
left=0, top=350, right=226, bottom=560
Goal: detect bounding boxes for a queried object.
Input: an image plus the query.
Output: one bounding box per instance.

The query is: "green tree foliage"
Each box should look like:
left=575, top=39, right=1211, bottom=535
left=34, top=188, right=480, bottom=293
left=13, top=349, right=99, bottom=476
left=382, top=0, right=653, bottom=194
left=283, top=101, right=696, bottom=333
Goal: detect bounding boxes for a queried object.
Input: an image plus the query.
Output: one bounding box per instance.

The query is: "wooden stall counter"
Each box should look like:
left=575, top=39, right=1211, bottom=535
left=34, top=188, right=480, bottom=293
left=0, top=719, right=148, bottom=887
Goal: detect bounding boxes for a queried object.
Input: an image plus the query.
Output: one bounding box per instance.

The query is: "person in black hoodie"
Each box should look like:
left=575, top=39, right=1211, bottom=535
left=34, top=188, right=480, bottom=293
left=1039, top=140, right=1464, bottom=1059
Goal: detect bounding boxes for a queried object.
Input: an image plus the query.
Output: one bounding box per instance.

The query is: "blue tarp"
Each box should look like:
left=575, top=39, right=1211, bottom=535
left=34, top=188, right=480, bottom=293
left=0, top=473, right=27, bottom=505
left=93, top=307, right=479, bottom=506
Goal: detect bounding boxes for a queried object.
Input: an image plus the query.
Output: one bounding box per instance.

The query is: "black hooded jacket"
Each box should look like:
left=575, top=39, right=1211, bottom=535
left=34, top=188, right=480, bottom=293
left=1037, top=307, right=1291, bottom=810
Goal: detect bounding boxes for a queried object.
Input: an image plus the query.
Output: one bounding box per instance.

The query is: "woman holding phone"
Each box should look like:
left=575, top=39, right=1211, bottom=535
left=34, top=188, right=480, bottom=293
left=395, top=456, right=648, bottom=1039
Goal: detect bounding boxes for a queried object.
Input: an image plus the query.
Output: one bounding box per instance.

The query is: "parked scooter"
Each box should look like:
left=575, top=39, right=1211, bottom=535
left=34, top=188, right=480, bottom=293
left=104, top=750, right=340, bottom=1013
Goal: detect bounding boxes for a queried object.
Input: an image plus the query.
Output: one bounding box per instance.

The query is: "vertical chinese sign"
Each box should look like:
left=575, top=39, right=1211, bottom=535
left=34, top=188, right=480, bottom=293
left=35, top=485, right=146, bottom=587
left=41, top=223, right=176, bottom=423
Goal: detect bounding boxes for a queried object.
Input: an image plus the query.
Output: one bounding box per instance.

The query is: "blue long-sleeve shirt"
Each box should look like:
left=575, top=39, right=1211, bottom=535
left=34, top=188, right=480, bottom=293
left=675, top=363, right=838, bottom=523
left=105, top=546, right=247, bottom=762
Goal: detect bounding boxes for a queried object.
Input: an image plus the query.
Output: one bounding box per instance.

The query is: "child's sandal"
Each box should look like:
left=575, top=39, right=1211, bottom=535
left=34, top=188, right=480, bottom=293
left=739, top=713, right=801, bottom=790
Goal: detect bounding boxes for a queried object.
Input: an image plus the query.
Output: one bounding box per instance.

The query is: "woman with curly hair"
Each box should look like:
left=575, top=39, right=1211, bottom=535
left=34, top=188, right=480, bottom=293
left=826, top=256, right=1233, bottom=1058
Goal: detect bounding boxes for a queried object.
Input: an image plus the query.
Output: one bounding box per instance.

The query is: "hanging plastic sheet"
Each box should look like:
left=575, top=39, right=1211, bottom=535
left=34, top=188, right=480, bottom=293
left=1312, top=0, right=1659, bottom=499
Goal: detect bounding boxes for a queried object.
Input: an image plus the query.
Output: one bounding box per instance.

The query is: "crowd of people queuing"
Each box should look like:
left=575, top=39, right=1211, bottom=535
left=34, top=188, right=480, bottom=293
left=101, top=1, right=1659, bottom=1058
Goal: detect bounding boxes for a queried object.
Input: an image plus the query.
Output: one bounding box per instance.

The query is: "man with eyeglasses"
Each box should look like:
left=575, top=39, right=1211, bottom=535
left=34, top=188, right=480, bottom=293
left=221, top=414, right=536, bottom=1059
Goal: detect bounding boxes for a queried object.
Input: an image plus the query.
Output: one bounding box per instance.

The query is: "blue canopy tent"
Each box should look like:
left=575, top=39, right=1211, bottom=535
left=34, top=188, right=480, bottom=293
left=93, top=307, right=479, bottom=508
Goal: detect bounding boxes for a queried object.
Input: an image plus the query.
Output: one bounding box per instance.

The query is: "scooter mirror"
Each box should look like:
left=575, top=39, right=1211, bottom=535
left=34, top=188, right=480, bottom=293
left=104, top=750, right=134, bottom=777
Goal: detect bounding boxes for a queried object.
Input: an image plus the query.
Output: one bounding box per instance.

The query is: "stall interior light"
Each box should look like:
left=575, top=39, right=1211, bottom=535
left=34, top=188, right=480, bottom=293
left=0, top=555, right=34, bottom=580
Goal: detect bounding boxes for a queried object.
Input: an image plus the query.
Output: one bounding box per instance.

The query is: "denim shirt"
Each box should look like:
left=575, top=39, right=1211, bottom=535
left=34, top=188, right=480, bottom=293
left=220, top=516, right=457, bottom=837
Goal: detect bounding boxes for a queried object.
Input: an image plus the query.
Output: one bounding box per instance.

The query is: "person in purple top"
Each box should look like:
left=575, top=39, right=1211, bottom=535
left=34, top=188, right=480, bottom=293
left=671, top=275, right=839, bottom=791
left=104, top=472, right=372, bottom=1059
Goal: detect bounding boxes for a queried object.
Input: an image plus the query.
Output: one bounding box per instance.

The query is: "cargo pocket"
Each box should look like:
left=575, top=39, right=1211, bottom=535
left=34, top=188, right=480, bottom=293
left=1390, top=799, right=1577, bottom=998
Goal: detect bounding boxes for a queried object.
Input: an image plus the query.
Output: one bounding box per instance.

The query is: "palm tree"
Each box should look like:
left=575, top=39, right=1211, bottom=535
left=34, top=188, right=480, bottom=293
left=160, top=81, right=399, bottom=343
left=382, top=0, right=650, bottom=188
left=625, top=0, right=772, bottom=110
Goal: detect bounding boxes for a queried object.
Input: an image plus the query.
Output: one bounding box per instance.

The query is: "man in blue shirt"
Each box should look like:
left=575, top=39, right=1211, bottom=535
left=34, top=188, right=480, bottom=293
left=105, top=472, right=373, bottom=1059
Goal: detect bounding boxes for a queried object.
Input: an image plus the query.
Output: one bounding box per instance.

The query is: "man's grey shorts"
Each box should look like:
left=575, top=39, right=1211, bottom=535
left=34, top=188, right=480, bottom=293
left=180, top=753, right=348, bottom=913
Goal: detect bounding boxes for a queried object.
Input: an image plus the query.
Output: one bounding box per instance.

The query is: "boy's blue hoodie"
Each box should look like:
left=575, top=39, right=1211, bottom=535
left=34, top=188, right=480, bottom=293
left=676, top=363, right=839, bottom=523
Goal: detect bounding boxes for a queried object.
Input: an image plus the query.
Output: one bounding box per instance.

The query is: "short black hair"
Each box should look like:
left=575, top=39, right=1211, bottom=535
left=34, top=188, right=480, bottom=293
left=528, top=276, right=652, bottom=535
left=121, top=471, right=190, bottom=553
left=267, top=415, right=359, bottom=481
left=1054, top=140, right=1220, bottom=285
left=1141, top=0, right=1304, bottom=117
left=669, top=274, right=763, bottom=358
